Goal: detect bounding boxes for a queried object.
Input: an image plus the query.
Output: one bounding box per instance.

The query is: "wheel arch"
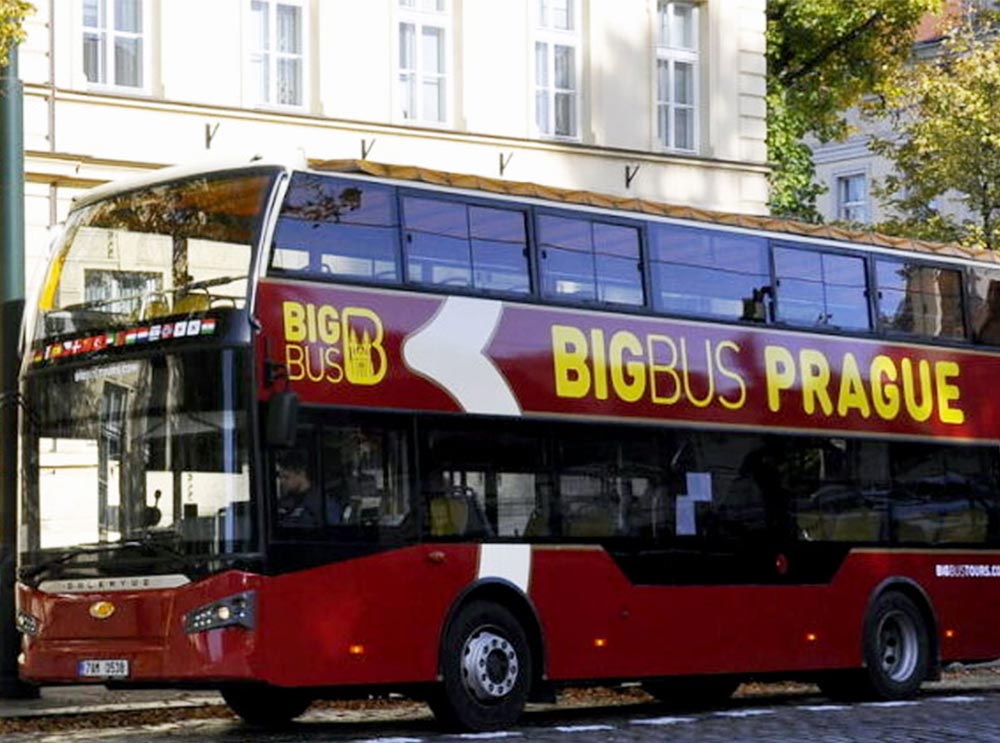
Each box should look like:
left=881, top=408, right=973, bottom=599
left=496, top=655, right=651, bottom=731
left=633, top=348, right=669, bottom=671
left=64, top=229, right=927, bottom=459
left=865, top=576, right=940, bottom=677
left=439, top=578, right=548, bottom=699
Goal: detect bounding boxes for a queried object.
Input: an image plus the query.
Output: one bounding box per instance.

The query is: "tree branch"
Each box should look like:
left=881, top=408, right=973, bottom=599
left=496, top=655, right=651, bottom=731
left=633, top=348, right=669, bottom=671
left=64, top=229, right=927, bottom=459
left=779, top=10, right=884, bottom=87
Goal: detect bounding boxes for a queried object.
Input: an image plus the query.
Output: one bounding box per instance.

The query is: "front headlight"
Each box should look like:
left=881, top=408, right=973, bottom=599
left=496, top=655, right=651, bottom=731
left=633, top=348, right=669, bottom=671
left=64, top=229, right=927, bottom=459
left=183, top=591, right=256, bottom=633
left=16, top=610, right=40, bottom=636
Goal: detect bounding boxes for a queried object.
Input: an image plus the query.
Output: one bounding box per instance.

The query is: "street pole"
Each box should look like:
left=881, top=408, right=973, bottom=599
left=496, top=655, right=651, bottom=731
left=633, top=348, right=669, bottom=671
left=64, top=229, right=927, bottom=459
left=0, top=43, right=36, bottom=698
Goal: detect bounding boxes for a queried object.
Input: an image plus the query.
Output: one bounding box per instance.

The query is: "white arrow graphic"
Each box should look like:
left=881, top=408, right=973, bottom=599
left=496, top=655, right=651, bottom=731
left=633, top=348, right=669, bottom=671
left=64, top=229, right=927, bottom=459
left=402, top=296, right=521, bottom=416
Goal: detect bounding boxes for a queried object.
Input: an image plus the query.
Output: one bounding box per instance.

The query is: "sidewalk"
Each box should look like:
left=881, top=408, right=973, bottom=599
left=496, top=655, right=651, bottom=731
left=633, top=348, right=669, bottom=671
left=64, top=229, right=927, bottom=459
left=0, top=685, right=225, bottom=719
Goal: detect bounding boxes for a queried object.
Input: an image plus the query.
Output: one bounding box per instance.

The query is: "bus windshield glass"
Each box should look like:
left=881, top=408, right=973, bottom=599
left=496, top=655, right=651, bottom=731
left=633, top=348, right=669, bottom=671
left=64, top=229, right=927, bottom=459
left=20, top=349, right=254, bottom=580
left=34, top=169, right=278, bottom=341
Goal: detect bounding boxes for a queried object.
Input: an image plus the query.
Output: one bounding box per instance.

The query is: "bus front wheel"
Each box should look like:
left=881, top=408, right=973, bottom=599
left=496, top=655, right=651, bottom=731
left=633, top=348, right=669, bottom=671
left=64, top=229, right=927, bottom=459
left=222, top=684, right=312, bottom=727
left=429, top=600, right=532, bottom=731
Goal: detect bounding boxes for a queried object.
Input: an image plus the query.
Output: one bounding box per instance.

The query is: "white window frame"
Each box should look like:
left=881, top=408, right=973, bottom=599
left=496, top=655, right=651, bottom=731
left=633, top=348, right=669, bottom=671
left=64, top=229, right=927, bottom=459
left=837, top=172, right=869, bottom=223
left=394, top=0, right=452, bottom=126
left=245, top=0, right=309, bottom=110
left=654, top=0, right=700, bottom=153
left=81, top=0, right=152, bottom=93
left=532, top=0, right=582, bottom=140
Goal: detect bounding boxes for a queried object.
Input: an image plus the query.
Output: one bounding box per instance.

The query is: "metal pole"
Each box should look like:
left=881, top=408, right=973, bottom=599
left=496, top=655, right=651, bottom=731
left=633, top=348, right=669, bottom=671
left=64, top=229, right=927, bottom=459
left=0, top=43, right=36, bottom=698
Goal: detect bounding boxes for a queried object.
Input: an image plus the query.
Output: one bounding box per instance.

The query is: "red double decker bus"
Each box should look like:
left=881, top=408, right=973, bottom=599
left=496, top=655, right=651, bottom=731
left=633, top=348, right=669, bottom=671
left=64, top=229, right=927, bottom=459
left=16, top=158, right=1000, bottom=730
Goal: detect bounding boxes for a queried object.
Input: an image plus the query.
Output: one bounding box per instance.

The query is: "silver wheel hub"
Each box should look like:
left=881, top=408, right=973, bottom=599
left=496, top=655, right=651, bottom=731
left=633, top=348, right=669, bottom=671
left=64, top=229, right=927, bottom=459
left=877, top=609, right=918, bottom=682
left=461, top=628, right=519, bottom=701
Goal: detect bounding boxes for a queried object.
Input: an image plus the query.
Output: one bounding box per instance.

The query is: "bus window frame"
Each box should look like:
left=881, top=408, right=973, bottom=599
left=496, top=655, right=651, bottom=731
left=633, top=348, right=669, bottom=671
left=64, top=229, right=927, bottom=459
left=873, top=254, right=968, bottom=342
left=770, top=240, right=874, bottom=334
left=533, top=206, right=648, bottom=311
left=397, top=188, right=535, bottom=300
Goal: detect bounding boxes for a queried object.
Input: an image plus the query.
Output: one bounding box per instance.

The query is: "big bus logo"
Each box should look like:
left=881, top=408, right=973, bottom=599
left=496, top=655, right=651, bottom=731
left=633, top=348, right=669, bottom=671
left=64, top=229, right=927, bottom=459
left=281, top=301, right=387, bottom=386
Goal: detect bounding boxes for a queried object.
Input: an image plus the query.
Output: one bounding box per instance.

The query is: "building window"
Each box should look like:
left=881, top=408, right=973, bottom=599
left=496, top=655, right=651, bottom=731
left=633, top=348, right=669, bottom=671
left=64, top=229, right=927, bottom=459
left=397, top=0, right=450, bottom=124
left=248, top=0, right=306, bottom=108
left=534, top=0, right=580, bottom=139
left=82, top=0, right=147, bottom=90
left=655, top=1, right=699, bottom=152
left=837, top=173, right=869, bottom=223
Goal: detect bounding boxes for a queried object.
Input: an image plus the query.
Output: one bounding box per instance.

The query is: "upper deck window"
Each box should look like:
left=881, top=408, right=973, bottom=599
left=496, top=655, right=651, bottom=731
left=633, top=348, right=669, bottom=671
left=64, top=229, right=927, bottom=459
left=773, top=244, right=870, bottom=331
left=538, top=214, right=643, bottom=306
left=876, top=258, right=966, bottom=340
left=271, top=174, right=401, bottom=283
left=403, top=197, right=530, bottom=294
left=968, top=266, right=1000, bottom=345
left=650, top=224, right=769, bottom=321
left=37, top=171, right=276, bottom=341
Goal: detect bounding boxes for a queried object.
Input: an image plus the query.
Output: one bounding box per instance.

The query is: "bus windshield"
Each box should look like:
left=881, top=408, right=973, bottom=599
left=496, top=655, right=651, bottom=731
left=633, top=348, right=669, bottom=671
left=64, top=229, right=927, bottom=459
left=19, top=349, right=254, bottom=581
left=34, top=169, right=278, bottom=341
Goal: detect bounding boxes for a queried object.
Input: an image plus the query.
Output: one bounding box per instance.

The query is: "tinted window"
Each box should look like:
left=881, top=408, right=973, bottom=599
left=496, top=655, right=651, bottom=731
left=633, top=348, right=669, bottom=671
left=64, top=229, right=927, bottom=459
left=404, top=197, right=471, bottom=286
left=404, top=197, right=530, bottom=294
left=650, top=224, right=769, bottom=320
left=889, top=442, right=998, bottom=544
left=539, top=214, right=643, bottom=306
left=790, top=438, right=891, bottom=543
left=968, top=266, right=1000, bottom=345
left=876, top=259, right=965, bottom=339
left=272, top=173, right=400, bottom=282
left=774, top=245, right=870, bottom=330
left=273, top=421, right=412, bottom=539
left=420, top=424, right=547, bottom=538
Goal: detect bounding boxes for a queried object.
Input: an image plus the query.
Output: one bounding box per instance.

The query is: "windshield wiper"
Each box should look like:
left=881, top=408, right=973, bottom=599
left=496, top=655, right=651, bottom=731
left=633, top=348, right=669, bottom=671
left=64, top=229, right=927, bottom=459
left=20, top=542, right=132, bottom=582
left=124, top=531, right=200, bottom=568
left=20, top=534, right=201, bottom=583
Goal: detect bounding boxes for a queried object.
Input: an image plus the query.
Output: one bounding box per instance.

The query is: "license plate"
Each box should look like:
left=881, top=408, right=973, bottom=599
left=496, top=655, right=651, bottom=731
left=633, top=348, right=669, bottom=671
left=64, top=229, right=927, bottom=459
left=78, top=659, right=129, bottom=679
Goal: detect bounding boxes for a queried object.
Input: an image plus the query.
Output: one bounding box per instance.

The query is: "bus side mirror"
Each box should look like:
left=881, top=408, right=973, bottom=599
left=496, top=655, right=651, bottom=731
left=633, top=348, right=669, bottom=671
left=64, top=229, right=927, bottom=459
left=266, top=391, right=299, bottom=448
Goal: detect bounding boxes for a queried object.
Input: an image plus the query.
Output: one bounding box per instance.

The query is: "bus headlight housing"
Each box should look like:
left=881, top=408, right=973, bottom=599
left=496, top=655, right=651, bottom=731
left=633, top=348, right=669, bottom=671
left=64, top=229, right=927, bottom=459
left=15, top=611, right=40, bottom=636
left=184, top=591, right=256, bottom=633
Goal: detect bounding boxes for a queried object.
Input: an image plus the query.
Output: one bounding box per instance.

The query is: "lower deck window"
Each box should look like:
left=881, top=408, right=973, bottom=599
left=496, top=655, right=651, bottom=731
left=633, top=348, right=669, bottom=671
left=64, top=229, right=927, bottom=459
left=269, top=411, right=1000, bottom=550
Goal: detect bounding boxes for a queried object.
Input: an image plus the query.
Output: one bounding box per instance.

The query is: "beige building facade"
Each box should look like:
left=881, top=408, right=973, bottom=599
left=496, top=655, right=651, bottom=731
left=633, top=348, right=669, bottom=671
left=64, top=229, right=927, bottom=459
left=17, top=0, right=768, bottom=301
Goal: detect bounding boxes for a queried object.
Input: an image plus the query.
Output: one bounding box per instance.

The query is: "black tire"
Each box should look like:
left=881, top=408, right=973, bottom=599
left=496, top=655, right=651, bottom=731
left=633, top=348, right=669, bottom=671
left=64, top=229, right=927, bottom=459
left=642, top=676, right=740, bottom=709
left=221, top=684, right=312, bottom=727
left=428, top=600, right=532, bottom=731
left=861, top=591, right=930, bottom=699
left=820, top=591, right=930, bottom=702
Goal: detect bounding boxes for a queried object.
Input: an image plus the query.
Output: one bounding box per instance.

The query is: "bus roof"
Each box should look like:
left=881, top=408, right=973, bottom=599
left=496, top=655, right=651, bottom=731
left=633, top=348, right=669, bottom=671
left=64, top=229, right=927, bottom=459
left=309, top=158, right=1000, bottom=268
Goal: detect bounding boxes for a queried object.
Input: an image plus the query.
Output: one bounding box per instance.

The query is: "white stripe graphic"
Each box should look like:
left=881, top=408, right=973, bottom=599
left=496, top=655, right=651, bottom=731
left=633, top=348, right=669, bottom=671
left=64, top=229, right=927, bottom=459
left=478, top=544, right=531, bottom=594
left=402, top=296, right=520, bottom=416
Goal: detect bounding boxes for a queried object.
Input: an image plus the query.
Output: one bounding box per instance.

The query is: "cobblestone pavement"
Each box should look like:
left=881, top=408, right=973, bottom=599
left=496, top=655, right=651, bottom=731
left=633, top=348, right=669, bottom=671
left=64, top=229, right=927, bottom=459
left=7, top=686, right=1000, bottom=743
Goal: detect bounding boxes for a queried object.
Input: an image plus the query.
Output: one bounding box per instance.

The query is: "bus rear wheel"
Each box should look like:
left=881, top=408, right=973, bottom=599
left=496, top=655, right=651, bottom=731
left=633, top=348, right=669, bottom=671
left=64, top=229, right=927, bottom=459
left=820, top=591, right=930, bottom=702
left=429, top=600, right=532, bottom=731
left=222, top=684, right=312, bottom=727
left=862, top=591, right=930, bottom=699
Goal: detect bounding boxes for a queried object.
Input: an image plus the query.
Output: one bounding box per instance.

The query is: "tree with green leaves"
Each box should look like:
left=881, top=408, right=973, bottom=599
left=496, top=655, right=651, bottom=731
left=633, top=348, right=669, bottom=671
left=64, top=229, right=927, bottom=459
left=766, top=0, right=940, bottom=221
left=0, top=0, right=32, bottom=66
left=868, top=11, right=1000, bottom=250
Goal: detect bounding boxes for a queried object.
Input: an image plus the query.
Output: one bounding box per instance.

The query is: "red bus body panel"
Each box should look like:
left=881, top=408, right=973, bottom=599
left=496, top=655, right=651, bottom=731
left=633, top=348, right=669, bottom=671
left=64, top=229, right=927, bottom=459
left=18, top=547, right=1000, bottom=688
